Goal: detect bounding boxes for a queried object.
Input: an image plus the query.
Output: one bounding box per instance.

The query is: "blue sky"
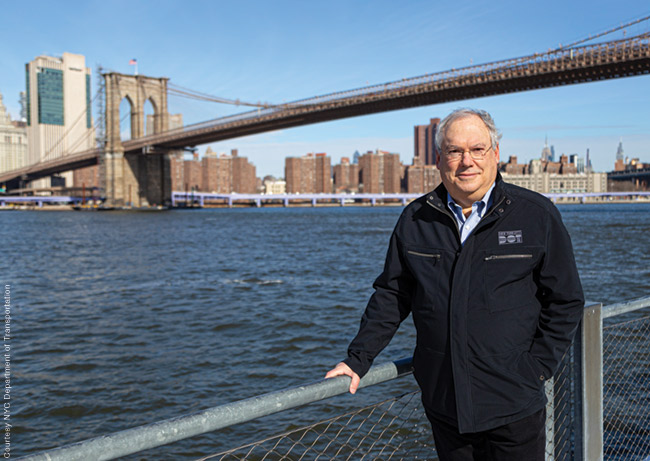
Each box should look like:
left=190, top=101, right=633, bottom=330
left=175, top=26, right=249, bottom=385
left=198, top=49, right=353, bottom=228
left=1, top=0, right=649, bottom=177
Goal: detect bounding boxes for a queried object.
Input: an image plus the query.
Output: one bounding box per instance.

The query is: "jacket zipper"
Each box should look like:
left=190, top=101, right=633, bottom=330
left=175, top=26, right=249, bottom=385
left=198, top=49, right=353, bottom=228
left=407, top=250, right=441, bottom=259
left=426, top=195, right=506, bottom=244
left=484, top=254, right=533, bottom=261
left=426, top=200, right=462, bottom=242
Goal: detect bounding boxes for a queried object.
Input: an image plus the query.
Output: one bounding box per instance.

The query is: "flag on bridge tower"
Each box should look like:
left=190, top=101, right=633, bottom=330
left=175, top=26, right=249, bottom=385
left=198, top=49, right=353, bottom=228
left=129, top=59, right=138, bottom=75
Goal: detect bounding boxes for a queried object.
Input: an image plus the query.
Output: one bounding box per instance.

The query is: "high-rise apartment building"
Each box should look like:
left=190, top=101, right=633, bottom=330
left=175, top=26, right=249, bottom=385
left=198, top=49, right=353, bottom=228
left=174, top=148, right=257, bottom=193
left=170, top=152, right=185, bottom=191
left=285, top=153, right=332, bottom=194
left=183, top=153, right=202, bottom=191
left=359, top=149, right=401, bottom=193
left=25, top=52, right=95, bottom=188
left=414, top=118, right=440, bottom=166
left=405, top=158, right=441, bottom=193
left=231, top=150, right=257, bottom=194
left=333, top=157, right=359, bottom=193
left=0, top=91, right=27, bottom=175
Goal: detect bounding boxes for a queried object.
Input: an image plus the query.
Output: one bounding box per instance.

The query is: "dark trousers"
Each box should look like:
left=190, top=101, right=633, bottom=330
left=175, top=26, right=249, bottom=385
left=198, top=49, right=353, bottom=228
left=426, top=408, right=546, bottom=461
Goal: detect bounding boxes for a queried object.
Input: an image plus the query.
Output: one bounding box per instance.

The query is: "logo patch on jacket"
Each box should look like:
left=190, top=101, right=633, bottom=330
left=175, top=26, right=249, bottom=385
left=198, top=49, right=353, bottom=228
left=498, top=230, right=522, bottom=245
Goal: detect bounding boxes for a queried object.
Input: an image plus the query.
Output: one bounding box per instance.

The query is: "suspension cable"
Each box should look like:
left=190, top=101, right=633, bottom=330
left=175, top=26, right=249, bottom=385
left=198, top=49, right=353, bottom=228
left=168, top=83, right=278, bottom=108
left=556, top=15, right=650, bottom=50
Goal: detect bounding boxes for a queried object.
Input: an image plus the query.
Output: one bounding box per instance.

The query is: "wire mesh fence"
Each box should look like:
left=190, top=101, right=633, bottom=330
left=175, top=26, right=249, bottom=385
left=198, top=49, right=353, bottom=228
left=201, top=356, right=582, bottom=461
left=197, top=304, right=650, bottom=461
left=602, top=311, right=650, bottom=460
left=20, top=300, right=650, bottom=461
left=199, top=391, right=435, bottom=461
left=545, top=346, right=581, bottom=461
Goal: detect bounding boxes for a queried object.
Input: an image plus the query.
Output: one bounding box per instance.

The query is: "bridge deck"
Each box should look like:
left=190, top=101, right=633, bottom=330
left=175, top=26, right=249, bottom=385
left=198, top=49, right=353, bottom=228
left=2, top=33, right=649, bottom=186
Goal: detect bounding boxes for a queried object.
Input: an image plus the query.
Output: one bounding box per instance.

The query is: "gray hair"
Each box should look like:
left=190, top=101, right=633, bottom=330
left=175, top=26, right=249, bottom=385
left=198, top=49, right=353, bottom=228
left=434, top=108, right=502, bottom=151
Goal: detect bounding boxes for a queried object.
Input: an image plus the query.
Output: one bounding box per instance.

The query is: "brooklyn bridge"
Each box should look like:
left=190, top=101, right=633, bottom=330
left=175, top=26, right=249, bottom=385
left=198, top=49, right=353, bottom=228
left=2, top=24, right=649, bottom=206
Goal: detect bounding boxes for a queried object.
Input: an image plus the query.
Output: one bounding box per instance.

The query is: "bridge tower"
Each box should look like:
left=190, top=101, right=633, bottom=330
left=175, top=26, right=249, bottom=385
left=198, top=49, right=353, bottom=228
left=101, top=72, right=175, bottom=207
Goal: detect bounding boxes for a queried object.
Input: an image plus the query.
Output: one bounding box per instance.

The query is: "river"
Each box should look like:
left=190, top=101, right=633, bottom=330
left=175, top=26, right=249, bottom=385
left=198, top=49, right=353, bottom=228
left=5, top=203, right=649, bottom=458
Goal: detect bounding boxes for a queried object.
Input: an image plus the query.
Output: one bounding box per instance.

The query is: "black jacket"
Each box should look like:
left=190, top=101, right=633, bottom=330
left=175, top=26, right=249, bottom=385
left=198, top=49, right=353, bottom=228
left=344, top=176, right=584, bottom=433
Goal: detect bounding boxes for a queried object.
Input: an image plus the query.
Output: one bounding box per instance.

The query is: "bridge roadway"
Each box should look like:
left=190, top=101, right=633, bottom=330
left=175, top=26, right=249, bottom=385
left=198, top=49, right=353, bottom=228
left=2, top=33, right=649, bottom=186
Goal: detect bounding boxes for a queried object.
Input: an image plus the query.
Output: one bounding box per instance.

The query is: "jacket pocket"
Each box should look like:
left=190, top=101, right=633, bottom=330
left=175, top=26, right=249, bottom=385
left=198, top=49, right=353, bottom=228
left=407, top=250, right=441, bottom=260
left=482, top=246, right=542, bottom=313
left=469, top=349, right=545, bottom=420
left=403, top=246, right=445, bottom=310
left=484, top=254, right=533, bottom=261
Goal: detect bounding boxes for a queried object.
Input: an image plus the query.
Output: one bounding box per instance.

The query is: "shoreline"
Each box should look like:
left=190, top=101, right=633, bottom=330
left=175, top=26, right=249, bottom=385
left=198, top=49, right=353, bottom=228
left=1, top=198, right=650, bottom=211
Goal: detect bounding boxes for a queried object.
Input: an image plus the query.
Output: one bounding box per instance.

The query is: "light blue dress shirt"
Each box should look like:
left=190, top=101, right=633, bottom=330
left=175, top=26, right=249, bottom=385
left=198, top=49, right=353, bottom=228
left=447, top=182, right=496, bottom=245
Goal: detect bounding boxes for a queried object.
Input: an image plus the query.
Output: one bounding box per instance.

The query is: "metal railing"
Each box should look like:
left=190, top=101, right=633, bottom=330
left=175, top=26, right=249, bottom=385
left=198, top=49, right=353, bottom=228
left=18, top=297, right=650, bottom=460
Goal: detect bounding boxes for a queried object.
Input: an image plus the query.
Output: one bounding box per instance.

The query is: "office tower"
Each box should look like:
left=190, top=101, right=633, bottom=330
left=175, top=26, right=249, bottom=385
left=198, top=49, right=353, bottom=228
left=25, top=52, right=94, bottom=188
left=614, top=140, right=626, bottom=171
left=616, top=140, right=624, bottom=161
left=414, top=118, right=440, bottom=165
left=0, top=91, right=27, bottom=175
left=541, top=136, right=552, bottom=162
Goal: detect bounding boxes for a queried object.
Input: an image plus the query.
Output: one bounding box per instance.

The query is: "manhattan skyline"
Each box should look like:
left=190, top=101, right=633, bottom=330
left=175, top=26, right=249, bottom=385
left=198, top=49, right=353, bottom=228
left=1, top=0, right=649, bottom=177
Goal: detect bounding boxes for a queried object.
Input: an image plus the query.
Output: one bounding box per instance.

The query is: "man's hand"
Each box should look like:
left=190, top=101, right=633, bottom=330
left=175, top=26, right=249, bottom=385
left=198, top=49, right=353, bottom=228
left=325, top=362, right=361, bottom=394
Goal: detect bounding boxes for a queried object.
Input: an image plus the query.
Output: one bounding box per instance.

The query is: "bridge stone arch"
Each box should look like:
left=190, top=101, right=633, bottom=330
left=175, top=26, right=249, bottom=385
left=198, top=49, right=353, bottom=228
left=105, top=73, right=170, bottom=147
left=101, top=72, right=173, bottom=207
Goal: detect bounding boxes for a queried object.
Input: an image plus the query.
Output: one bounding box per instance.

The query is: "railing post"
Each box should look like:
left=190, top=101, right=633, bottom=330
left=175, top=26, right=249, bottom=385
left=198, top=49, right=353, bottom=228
left=576, top=302, right=604, bottom=461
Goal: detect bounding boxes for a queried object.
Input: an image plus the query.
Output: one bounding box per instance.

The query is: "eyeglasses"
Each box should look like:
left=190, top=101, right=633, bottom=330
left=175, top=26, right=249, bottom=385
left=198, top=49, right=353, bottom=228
left=442, top=145, right=493, bottom=161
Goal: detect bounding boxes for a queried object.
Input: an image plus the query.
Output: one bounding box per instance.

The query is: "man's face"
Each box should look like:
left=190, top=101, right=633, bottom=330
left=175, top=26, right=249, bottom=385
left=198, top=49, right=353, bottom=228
left=436, top=115, right=500, bottom=208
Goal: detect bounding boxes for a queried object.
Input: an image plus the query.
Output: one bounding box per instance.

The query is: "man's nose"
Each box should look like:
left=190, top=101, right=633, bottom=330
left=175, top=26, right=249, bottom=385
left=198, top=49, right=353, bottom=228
left=459, top=151, right=475, bottom=166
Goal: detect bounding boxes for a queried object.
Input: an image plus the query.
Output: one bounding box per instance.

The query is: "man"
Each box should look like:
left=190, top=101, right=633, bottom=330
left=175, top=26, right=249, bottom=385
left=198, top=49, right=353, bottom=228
left=326, top=108, right=584, bottom=460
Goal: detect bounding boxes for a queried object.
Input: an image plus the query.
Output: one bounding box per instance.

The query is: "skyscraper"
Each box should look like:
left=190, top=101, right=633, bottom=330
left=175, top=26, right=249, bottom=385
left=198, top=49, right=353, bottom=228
left=541, top=136, right=552, bottom=162
left=614, top=140, right=626, bottom=171
left=25, top=52, right=94, bottom=188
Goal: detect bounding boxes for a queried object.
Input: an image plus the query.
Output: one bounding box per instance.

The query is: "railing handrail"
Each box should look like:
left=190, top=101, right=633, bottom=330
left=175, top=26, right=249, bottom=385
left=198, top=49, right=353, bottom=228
left=17, top=296, right=650, bottom=460
left=17, top=358, right=413, bottom=461
left=602, top=294, right=650, bottom=318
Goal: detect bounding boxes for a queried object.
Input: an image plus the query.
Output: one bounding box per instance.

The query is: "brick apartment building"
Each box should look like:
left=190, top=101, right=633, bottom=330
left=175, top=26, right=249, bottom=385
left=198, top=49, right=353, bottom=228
left=285, top=153, right=332, bottom=193
left=172, top=148, right=257, bottom=193
left=333, top=157, right=359, bottom=193
left=405, top=158, right=441, bottom=193
left=414, top=118, right=440, bottom=166
left=358, top=150, right=401, bottom=194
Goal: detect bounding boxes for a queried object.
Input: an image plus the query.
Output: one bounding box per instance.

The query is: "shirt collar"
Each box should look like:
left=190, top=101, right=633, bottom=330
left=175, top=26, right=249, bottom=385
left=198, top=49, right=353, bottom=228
left=447, top=181, right=496, bottom=221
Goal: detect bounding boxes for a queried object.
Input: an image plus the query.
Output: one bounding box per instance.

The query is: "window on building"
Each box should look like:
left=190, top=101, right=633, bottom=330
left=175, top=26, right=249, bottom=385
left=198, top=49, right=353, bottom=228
left=37, top=68, right=64, bottom=126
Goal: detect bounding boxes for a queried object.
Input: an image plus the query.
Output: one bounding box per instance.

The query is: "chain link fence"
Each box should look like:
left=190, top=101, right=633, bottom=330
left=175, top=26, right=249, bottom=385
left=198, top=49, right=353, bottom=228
left=200, top=392, right=433, bottom=460
left=19, top=300, right=650, bottom=460
left=602, top=311, right=650, bottom=460
left=198, top=356, right=583, bottom=461
left=197, top=301, right=650, bottom=461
